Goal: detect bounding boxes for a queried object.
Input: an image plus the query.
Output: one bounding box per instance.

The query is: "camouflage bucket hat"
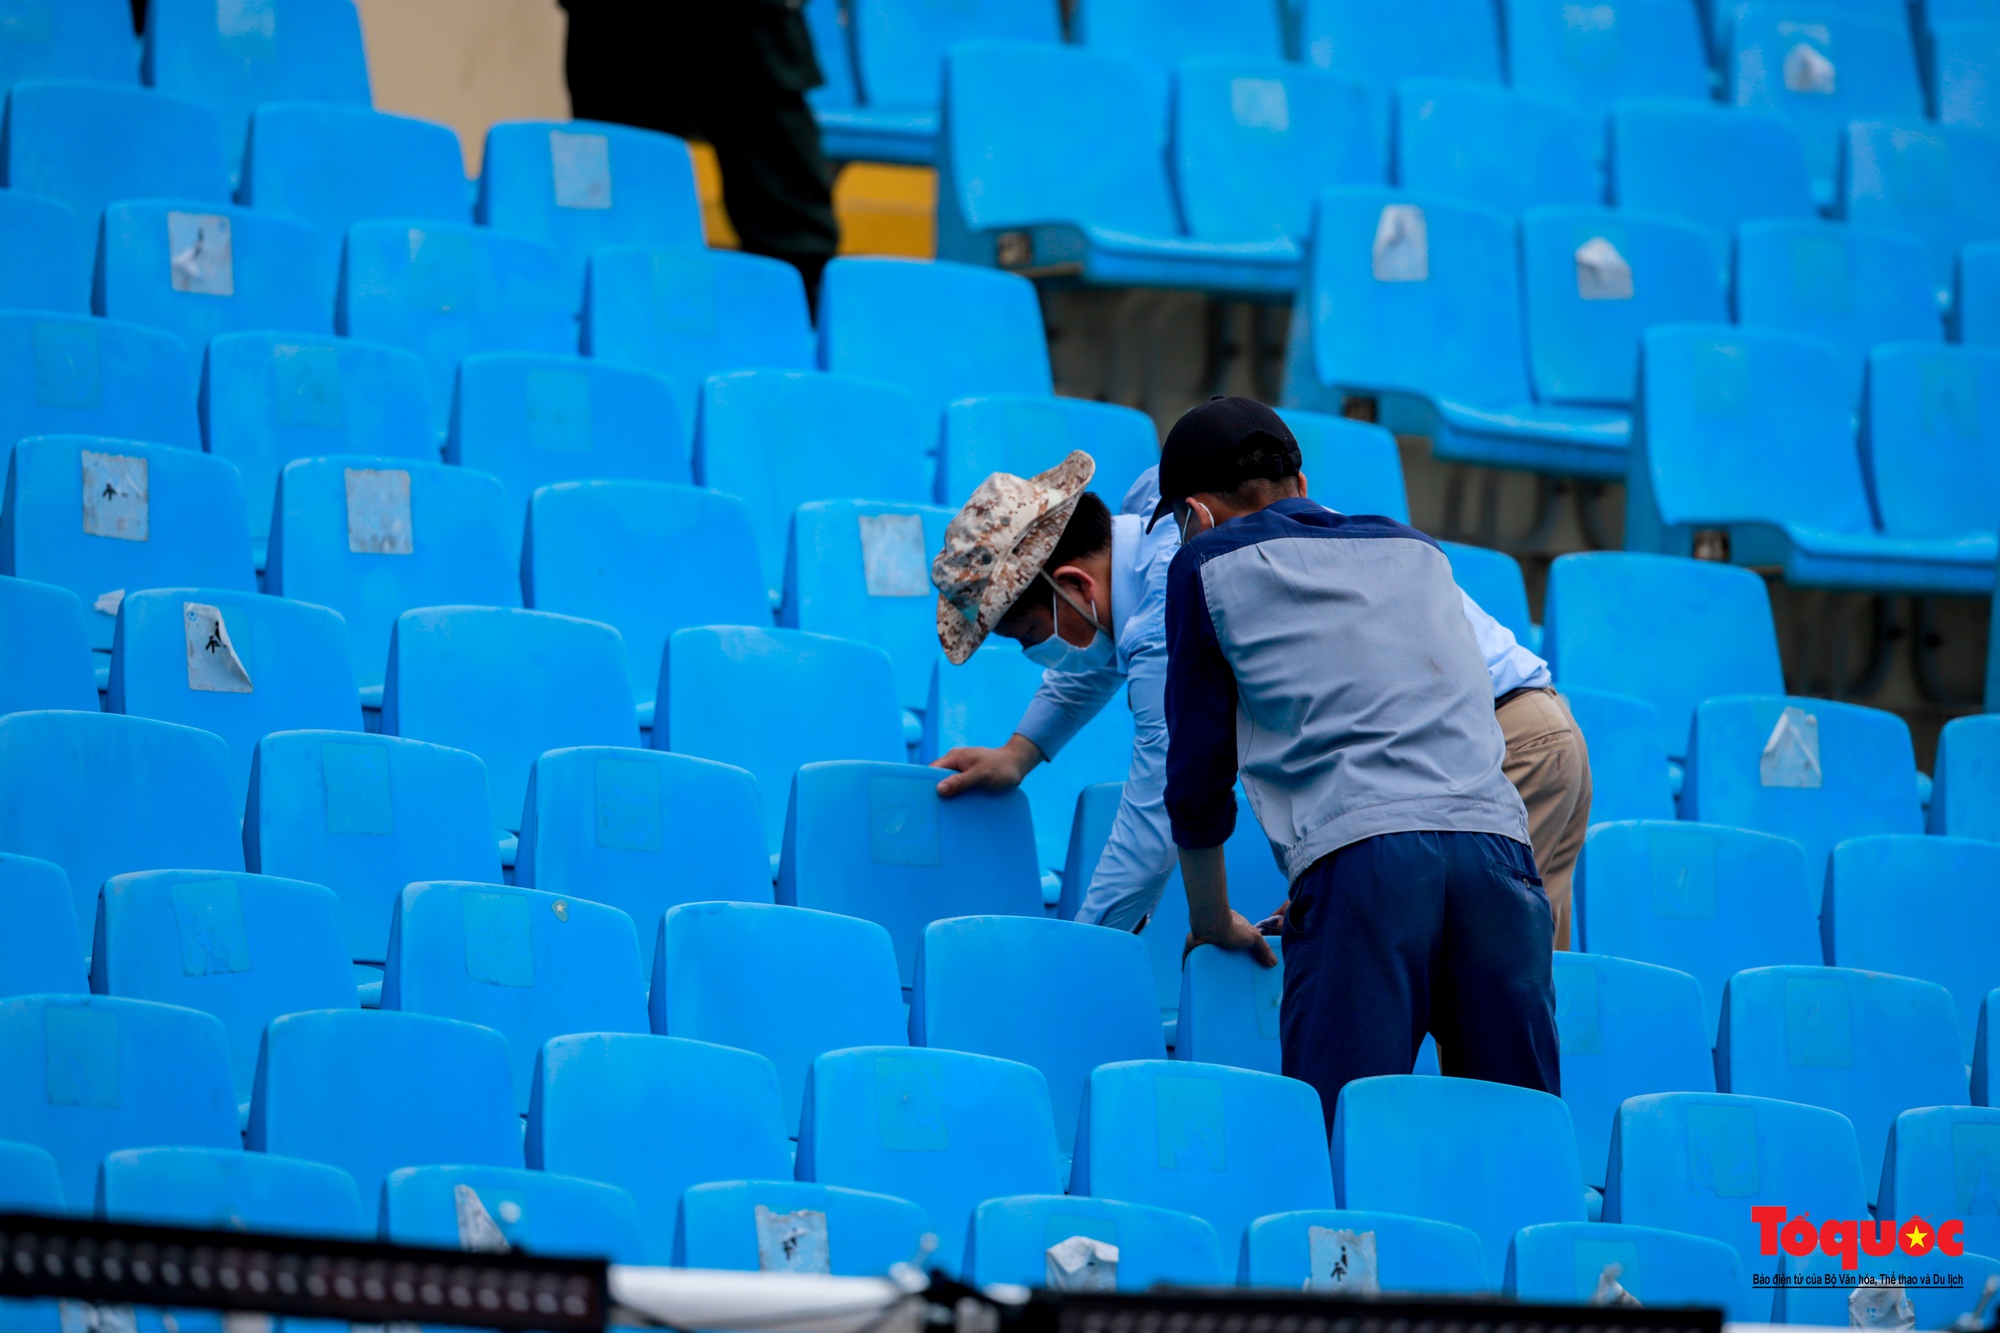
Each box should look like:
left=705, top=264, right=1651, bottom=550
left=933, top=450, right=1097, bottom=665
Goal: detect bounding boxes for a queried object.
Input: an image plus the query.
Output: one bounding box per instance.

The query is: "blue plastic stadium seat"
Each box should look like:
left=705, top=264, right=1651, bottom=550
left=1707, top=0, right=1904, bottom=50
left=1503, top=0, right=1709, bottom=114
left=478, top=120, right=702, bottom=309
left=0, top=711, right=241, bottom=944
left=91, top=868, right=354, bottom=1115
left=1176, top=941, right=1284, bottom=1074
left=582, top=246, right=814, bottom=442
left=1863, top=342, right=2000, bottom=554
left=1439, top=542, right=1536, bottom=648
left=1629, top=325, right=1994, bottom=592
left=0, top=1, right=135, bottom=95
left=447, top=352, right=690, bottom=559
left=799, top=0, right=874, bottom=162
left=0, top=193, right=87, bottom=315
left=1281, top=187, right=1629, bottom=478
left=0, top=313, right=198, bottom=459
left=98, top=1145, right=365, bottom=1236
left=1560, top=688, right=1675, bottom=822
left=798, top=1045, right=1064, bottom=1266
left=660, top=627, right=906, bottom=855
left=383, top=1164, right=645, bottom=1260
left=1074, top=1060, right=1332, bottom=1255
left=926, top=650, right=1137, bottom=877
left=1299, top=0, right=1502, bottom=142
left=0, top=854, right=84, bottom=997
left=1241, top=1209, right=1486, bottom=1291
left=821, top=257, right=1055, bottom=425
left=239, top=104, right=469, bottom=314
left=1719, top=965, right=1966, bottom=1206
left=1879, top=1105, right=2000, bottom=1261
left=245, top=730, right=499, bottom=972
left=1959, top=239, right=2000, bottom=346
left=0, top=577, right=96, bottom=716
left=1779, top=1247, right=2000, bottom=1326
left=1933, top=19, right=2000, bottom=132
left=1604, top=1091, right=1868, bottom=1317
left=1825, top=834, right=2000, bottom=1064
left=0, top=994, right=237, bottom=1209
left=266, top=456, right=517, bottom=704
left=1332, top=1075, right=1585, bottom=1287
left=1520, top=207, right=1726, bottom=409
left=1273, top=409, right=1407, bottom=519
left=384, top=880, right=649, bottom=1112
left=202, top=334, right=433, bottom=571
left=1394, top=82, right=1600, bottom=218
left=384, top=606, right=639, bottom=837
left=1930, top=713, right=2000, bottom=839
left=780, top=763, right=1043, bottom=986
left=1609, top=100, right=1815, bottom=259
left=528, top=1032, right=793, bottom=1263
left=1506, top=1221, right=1742, bottom=1307
left=1074, top=0, right=1282, bottom=67
left=0, top=1140, right=61, bottom=1330
left=935, top=44, right=1299, bottom=295
left=1841, top=119, right=2000, bottom=300
left=651, top=901, right=903, bottom=1134
left=1983, top=990, right=1999, bottom=1105
left=143, top=0, right=370, bottom=181
left=1735, top=221, right=1942, bottom=408
left=1575, top=820, right=1820, bottom=1041
left=108, top=587, right=360, bottom=806
left=0, top=79, right=228, bottom=223
left=677, top=1180, right=932, bottom=1275
left=782, top=500, right=948, bottom=716
left=939, top=396, right=1158, bottom=510
left=1552, top=953, right=1713, bottom=1191
left=520, top=751, right=772, bottom=975
left=1686, top=694, right=1923, bottom=879
left=1544, top=552, right=1782, bottom=760
left=967, top=1195, right=1225, bottom=1289
left=336, top=221, right=573, bottom=439
left=696, top=370, right=933, bottom=608
left=1732, top=9, right=1924, bottom=206
left=914, top=916, right=1163, bottom=1155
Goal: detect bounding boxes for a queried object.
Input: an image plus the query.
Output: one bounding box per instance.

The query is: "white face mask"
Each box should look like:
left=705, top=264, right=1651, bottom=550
left=1021, top=572, right=1115, bottom=673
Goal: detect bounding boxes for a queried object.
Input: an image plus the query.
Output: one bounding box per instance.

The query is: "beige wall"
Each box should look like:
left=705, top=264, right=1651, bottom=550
left=353, top=0, right=570, bottom=176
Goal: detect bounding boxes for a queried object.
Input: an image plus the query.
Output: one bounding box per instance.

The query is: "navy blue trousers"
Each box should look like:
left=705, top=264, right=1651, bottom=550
left=1279, top=830, right=1560, bottom=1135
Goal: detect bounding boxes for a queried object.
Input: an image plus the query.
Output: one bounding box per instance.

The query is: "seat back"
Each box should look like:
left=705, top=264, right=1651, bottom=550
left=1878, top=1105, right=2000, bottom=1263
left=783, top=499, right=949, bottom=712
left=1439, top=541, right=1535, bottom=646
left=1863, top=342, right=2000, bottom=539
left=1934, top=18, right=2000, bottom=132
left=1687, top=694, right=1923, bottom=880
left=519, top=749, right=772, bottom=976
left=1275, top=410, right=1408, bottom=520
left=1174, top=59, right=1381, bottom=244
left=1780, top=1247, right=2000, bottom=1326
left=1560, top=687, right=1674, bottom=822
left=797, top=1045, right=1065, bottom=1264
left=476, top=120, right=702, bottom=310
left=0, top=312, right=197, bottom=459
left=1074, top=0, right=1283, bottom=67
left=1300, top=0, right=1502, bottom=96
left=0, top=854, right=85, bottom=997
left=91, top=868, right=355, bottom=1107
left=652, top=901, right=904, bottom=1135
left=853, top=0, right=1061, bottom=110
left=1241, top=1209, right=1487, bottom=1291
left=98, top=1145, right=365, bottom=1236
left=528, top=1032, right=793, bottom=1264
left=1175, top=941, right=1285, bottom=1075
left=0, top=576, right=97, bottom=716
left=0, top=993, right=237, bottom=1209
left=336, top=221, right=572, bottom=438
left=1610, top=100, right=1815, bottom=254
left=0, top=0, right=135, bottom=94
left=1841, top=119, right=2000, bottom=297
left=1506, top=1221, right=1742, bottom=1308
left=1961, top=238, right=2000, bottom=347
left=1521, top=207, right=1726, bottom=408
left=1552, top=953, right=1713, bottom=1190
left=523, top=482, right=766, bottom=715
left=1333, top=1074, right=1585, bottom=1287
left=1394, top=81, right=1601, bottom=218
left=0, top=192, right=88, bottom=314
left=109, top=587, right=361, bottom=807
left=1503, top=0, right=1709, bottom=113
left=1, top=79, right=228, bottom=221
left=780, top=762, right=1043, bottom=986
left=268, top=455, right=519, bottom=696
left=383, top=1163, right=645, bottom=1260
left=939, top=395, right=1159, bottom=509
left=676, top=1180, right=932, bottom=1275
left=248, top=1008, right=520, bottom=1206
left=0, top=711, right=241, bottom=944
left=661, top=627, right=906, bottom=854
left=1708, top=0, right=1903, bottom=48
left=383, top=606, right=639, bottom=836
left=245, top=730, right=499, bottom=967
left=1929, top=712, right=2000, bottom=839
left=967, top=1194, right=1225, bottom=1289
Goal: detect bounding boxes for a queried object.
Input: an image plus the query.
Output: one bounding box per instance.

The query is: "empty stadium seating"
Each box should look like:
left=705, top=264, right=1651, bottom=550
left=1930, top=712, right=2000, bottom=839
left=0, top=192, right=89, bottom=315
left=1075, top=0, right=1283, bottom=68
left=1241, top=1209, right=1488, bottom=1291
left=2, top=79, right=229, bottom=223
left=939, top=395, right=1159, bottom=510
left=967, top=1194, right=1226, bottom=1289
left=1175, top=941, right=1284, bottom=1074
left=1300, top=0, right=1503, bottom=129
left=0, top=854, right=85, bottom=997
left=0, top=1, right=137, bottom=94
left=1964, top=240, right=2000, bottom=345
left=1934, top=20, right=2000, bottom=132
left=1609, top=100, right=1815, bottom=258
left=98, top=1145, right=366, bottom=1236
left=382, top=1163, right=646, bottom=1260
left=1503, top=0, right=1709, bottom=114
left=1862, top=342, right=2000, bottom=554
left=1841, top=119, right=2000, bottom=299
left=675, top=1180, right=932, bottom=1275
left=1878, top=1105, right=2000, bottom=1260
left=1395, top=82, right=1599, bottom=219
left=782, top=500, right=949, bottom=716
left=0, top=313, right=198, bottom=460
left=1560, top=688, right=1675, bottom=822
left=1505, top=1221, right=1743, bottom=1308
left=1279, top=409, right=1408, bottom=519
left=0, top=577, right=96, bottom=715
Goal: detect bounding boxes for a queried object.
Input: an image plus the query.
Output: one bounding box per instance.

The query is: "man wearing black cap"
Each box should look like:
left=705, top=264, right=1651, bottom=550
left=1157, top=397, right=1559, bottom=1126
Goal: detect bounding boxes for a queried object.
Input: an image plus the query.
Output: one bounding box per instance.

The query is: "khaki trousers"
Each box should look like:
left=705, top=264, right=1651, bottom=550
left=1497, top=687, right=1592, bottom=950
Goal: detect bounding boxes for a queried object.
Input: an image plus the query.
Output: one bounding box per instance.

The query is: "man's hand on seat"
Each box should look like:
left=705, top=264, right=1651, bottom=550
left=931, top=733, right=1044, bottom=797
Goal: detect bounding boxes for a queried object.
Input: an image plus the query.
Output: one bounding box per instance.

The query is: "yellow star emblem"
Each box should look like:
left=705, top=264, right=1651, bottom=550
left=1906, top=1223, right=1929, bottom=1249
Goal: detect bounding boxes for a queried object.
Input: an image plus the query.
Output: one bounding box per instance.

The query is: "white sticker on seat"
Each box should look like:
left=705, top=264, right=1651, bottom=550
left=1046, top=1236, right=1119, bottom=1292
left=1850, top=1282, right=1914, bottom=1328
left=1575, top=236, right=1634, bottom=301
left=1230, top=78, right=1290, bottom=131
left=1592, top=1261, right=1643, bottom=1307
left=1307, top=1226, right=1380, bottom=1294
left=551, top=130, right=614, bottom=211
left=754, top=1205, right=830, bottom=1273
left=59, top=1302, right=136, bottom=1333
left=345, top=467, right=413, bottom=555
left=93, top=590, right=125, bottom=618
left=1372, top=205, right=1428, bottom=283
left=859, top=513, right=929, bottom=597
left=454, top=1184, right=512, bottom=1252
left=168, top=212, right=234, bottom=297
left=216, top=0, right=276, bottom=40
left=1759, top=705, right=1822, bottom=788
left=184, top=602, right=253, bottom=694
left=1784, top=42, right=1836, bottom=94
left=81, top=450, right=147, bottom=542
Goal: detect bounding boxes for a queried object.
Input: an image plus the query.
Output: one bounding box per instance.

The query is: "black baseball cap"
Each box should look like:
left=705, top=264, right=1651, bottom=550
left=1147, top=396, right=1303, bottom=531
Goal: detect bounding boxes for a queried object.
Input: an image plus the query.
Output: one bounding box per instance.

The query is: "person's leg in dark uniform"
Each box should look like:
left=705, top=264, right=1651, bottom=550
left=1428, top=831, right=1562, bottom=1092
